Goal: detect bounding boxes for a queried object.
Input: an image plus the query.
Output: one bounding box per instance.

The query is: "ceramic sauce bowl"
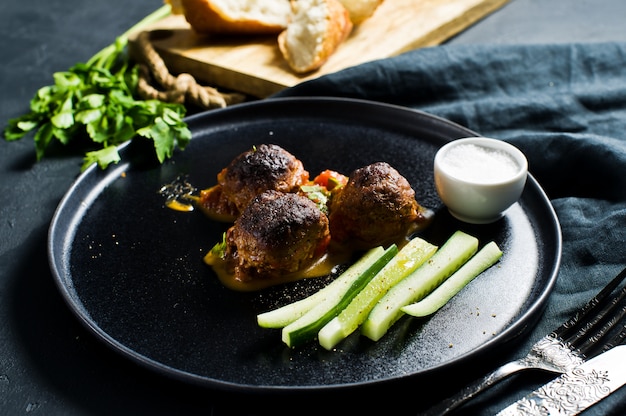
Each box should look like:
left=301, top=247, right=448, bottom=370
left=433, top=137, right=528, bottom=224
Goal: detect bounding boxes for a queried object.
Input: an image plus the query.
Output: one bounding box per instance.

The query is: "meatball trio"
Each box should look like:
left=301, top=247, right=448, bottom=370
left=203, top=144, right=431, bottom=286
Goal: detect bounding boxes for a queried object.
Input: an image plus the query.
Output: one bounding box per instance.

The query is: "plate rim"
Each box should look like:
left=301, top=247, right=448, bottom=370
left=48, top=96, right=562, bottom=394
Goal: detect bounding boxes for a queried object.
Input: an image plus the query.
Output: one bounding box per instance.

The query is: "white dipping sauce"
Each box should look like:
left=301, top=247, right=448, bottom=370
left=439, top=143, right=520, bottom=183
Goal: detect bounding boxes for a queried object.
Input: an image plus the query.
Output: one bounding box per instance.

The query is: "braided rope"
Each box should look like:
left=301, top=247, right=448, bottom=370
left=135, top=30, right=246, bottom=109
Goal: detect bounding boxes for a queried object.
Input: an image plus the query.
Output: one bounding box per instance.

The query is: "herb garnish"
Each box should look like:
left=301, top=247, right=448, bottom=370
left=301, top=184, right=331, bottom=215
left=3, top=5, right=191, bottom=171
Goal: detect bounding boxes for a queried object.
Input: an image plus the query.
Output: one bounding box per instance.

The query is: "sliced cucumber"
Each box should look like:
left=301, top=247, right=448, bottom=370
left=361, top=230, right=479, bottom=342
left=257, top=247, right=386, bottom=328
left=281, top=245, right=399, bottom=348
left=257, top=287, right=329, bottom=329
left=402, top=241, right=502, bottom=317
left=318, top=237, right=438, bottom=350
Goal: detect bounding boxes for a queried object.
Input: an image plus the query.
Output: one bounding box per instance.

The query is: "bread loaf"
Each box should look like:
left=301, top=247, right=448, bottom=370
left=180, top=0, right=291, bottom=34
left=278, top=0, right=353, bottom=74
left=338, top=0, right=384, bottom=24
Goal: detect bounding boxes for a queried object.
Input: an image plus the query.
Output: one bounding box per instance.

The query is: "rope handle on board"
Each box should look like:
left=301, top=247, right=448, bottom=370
left=135, top=30, right=246, bottom=110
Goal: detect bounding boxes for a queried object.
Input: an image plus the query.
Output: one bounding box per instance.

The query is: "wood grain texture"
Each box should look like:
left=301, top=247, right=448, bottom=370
left=129, top=0, right=510, bottom=98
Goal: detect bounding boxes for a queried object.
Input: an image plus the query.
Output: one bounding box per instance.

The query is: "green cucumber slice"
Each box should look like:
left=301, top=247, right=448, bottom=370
left=281, top=245, right=399, bottom=348
left=402, top=241, right=502, bottom=317
left=318, top=237, right=438, bottom=350
left=361, top=230, right=479, bottom=342
left=257, top=247, right=386, bottom=328
left=257, top=287, right=329, bottom=329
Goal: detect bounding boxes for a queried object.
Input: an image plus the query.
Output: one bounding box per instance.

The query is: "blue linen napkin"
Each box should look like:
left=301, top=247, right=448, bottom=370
left=275, top=42, right=626, bottom=415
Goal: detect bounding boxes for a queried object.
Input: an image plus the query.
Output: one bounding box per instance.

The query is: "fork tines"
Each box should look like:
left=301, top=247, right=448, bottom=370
left=551, top=266, right=626, bottom=358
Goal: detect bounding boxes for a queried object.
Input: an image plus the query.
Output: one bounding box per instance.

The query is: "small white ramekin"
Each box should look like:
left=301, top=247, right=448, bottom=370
left=434, top=137, right=528, bottom=224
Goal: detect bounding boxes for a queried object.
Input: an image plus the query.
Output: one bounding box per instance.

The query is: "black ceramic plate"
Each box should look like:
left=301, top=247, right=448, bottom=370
left=49, top=97, right=561, bottom=394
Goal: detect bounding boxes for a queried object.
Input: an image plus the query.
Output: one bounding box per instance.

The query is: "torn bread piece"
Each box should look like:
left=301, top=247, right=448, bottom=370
left=278, top=0, right=353, bottom=73
left=180, top=0, right=291, bottom=34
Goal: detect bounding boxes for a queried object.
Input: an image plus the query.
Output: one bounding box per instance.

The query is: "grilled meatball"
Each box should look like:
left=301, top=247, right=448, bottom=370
left=224, top=190, right=330, bottom=282
left=197, top=184, right=240, bottom=222
left=329, top=162, right=430, bottom=247
left=217, top=144, right=309, bottom=213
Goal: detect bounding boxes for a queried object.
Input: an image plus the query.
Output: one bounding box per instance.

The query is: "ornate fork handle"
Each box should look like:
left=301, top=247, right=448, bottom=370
left=422, top=360, right=530, bottom=416
left=423, top=337, right=585, bottom=416
left=421, top=265, right=626, bottom=416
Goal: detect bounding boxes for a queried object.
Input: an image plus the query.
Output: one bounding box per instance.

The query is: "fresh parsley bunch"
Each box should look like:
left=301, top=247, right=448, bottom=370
left=3, top=6, right=191, bottom=171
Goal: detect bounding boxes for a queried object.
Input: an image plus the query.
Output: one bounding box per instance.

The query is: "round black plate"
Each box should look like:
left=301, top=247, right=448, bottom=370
left=48, top=97, right=561, bottom=394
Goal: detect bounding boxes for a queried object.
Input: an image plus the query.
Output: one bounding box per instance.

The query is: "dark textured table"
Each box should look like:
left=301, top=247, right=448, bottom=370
left=2, top=1, right=626, bottom=415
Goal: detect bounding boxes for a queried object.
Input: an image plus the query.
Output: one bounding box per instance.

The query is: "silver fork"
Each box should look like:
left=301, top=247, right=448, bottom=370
left=423, top=265, right=626, bottom=416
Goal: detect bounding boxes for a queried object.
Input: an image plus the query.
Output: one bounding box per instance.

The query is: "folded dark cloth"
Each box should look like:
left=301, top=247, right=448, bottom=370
left=276, top=42, right=626, bottom=415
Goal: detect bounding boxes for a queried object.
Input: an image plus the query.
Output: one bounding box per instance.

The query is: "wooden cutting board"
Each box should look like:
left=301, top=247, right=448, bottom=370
left=130, top=0, right=509, bottom=98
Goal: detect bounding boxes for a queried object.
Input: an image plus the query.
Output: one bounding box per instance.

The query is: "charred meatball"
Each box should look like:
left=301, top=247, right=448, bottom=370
left=329, top=162, right=430, bottom=247
left=197, top=184, right=239, bottom=222
left=224, top=190, right=330, bottom=282
left=217, top=144, right=309, bottom=213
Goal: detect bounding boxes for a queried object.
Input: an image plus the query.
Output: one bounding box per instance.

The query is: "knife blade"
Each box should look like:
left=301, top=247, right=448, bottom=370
left=496, top=344, right=626, bottom=416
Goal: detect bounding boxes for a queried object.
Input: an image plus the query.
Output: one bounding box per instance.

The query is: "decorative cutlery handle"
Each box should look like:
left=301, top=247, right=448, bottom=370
left=422, top=360, right=527, bottom=416
left=497, top=345, right=626, bottom=416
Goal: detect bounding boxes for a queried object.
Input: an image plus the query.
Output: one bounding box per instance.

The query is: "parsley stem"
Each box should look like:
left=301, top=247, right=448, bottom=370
left=86, top=5, right=172, bottom=69
left=121, top=5, right=172, bottom=39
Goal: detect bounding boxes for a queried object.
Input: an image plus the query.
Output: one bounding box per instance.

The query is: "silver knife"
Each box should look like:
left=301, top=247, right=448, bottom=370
left=496, top=345, right=626, bottom=416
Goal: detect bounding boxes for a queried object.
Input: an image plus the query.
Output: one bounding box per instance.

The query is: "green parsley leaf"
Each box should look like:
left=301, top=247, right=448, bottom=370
left=3, top=5, right=190, bottom=171
left=82, top=145, right=122, bottom=171
left=210, top=233, right=228, bottom=259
